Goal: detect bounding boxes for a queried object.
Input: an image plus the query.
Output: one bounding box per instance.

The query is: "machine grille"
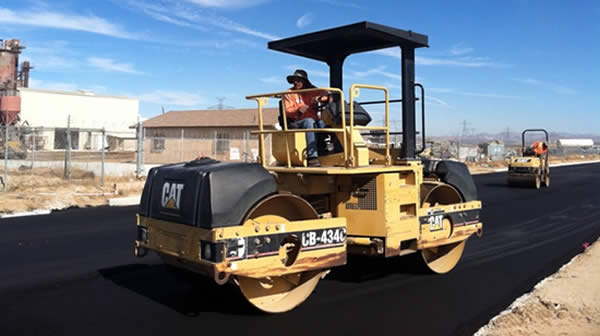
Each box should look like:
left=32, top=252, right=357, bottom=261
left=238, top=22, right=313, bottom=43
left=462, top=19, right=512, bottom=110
left=346, top=177, right=377, bottom=210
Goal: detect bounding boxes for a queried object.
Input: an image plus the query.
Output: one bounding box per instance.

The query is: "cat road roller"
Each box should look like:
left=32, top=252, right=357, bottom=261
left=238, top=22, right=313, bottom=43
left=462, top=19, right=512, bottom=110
left=507, top=129, right=550, bottom=189
left=134, top=22, right=483, bottom=313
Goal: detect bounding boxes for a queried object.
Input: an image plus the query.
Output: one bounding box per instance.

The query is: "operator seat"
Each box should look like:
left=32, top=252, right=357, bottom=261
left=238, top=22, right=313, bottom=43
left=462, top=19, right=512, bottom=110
left=323, top=100, right=372, bottom=127
left=277, top=99, right=372, bottom=128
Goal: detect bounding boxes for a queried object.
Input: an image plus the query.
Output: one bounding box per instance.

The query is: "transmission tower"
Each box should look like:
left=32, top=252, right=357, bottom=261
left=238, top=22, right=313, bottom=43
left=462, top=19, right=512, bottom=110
left=207, top=97, right=234, bottom=110
left=504, top=127, right=510, bottom=143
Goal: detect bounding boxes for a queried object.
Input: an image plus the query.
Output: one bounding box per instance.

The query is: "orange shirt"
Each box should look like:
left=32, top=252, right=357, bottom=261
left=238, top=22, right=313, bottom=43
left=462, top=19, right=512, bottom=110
left=532, top=141, right=548, bottom=155
left=282, top=87, right=327, bottom=122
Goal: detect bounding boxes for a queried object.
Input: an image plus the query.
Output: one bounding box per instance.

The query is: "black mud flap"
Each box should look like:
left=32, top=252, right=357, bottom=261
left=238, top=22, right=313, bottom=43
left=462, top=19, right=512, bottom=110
left=422, top=159, right=478, bottom=201
left=139, top=158, right=277, bottom=229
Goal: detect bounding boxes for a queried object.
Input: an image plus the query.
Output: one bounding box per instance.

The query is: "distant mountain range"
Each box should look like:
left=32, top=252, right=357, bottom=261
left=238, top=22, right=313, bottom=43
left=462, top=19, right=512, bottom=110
left=427, top=131, right=600, bottom=145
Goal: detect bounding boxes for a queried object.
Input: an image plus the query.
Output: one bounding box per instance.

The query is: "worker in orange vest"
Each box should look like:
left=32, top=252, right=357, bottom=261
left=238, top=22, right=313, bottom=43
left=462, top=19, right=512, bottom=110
left=531, top=141, right=548, bottom=155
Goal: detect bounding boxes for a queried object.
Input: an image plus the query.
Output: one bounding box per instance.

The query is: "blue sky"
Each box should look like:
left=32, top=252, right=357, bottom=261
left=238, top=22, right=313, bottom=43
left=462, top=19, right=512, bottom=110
left=1, top=0, right=598, bottom=136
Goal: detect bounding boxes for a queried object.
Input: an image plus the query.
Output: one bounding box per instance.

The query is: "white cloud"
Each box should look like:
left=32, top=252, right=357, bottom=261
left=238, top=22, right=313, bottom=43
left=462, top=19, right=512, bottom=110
left=315, top=0, right=361, bottom=9
left=0, top=7, right=141, bottom=39
left=184, top=12, right=279, bottom=40
left=417, top=56, right=502, bottom=67
left=427, top=96, right=449, bottom=106
left=351, top=65, right=403, bottom=81
left=296, top=13, right=314, bottom=29
left=450, top=45, right=474, bottom=56
left=515, top=78, right=543, bottom=86
left=137, top=90, right=206, bottom=107
left=143, top=9, right=198, bottom=29
left=130, top=1, right=279, bottom=40
left=87, top=57, right=144, bottom=75
left=28, top=79, right=79, bottom=91
left=374, top=48, right=507, bottom=68
left=430, top=87, right=520, bottom=99
left=514, top=77, right=576, bottom=95
left=259, top=76, right=282, bottom=84
left=460, top=91, right=520, bottom=99
left=183, top=0, right=269, bottom=9
left=429, top=88, right=455, bottom=93
left=20, top=40, right=79, bottom=70
left=23, top=54, right=76, bottom=70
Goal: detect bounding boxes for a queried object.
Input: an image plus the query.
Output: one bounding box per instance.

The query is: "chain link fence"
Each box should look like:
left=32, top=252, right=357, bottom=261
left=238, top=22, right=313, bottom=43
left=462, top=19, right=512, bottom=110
left=2, top=119, right=596, bottom=194
left=1, top=121, right=273, bottom=193
left=1, top=123, right=137, bottom=192
left=142, top=127, right=272, bottom=165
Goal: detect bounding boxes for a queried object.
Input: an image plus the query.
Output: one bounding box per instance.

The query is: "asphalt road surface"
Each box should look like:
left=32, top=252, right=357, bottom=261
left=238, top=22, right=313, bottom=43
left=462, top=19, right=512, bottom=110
left=1, top=163, right=599, bottom=336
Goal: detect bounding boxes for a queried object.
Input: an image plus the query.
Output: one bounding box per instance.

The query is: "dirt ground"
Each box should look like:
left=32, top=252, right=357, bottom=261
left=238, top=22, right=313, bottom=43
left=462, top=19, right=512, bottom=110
left=475, top=237, right=600, bottom=336
left=1, top=155, right=599, bottom=335
left=0, top=167, right=144, bottom=214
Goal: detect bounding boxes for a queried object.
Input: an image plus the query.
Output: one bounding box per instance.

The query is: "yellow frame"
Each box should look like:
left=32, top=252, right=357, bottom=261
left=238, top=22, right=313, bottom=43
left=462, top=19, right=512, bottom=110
left=246, top=84, right=392, bottom=168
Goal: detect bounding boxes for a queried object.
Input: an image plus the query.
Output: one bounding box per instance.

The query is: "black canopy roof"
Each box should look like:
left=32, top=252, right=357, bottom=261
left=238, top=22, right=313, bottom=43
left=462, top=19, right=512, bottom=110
left=268, top=21, right=428, bottom=62
left=267, top=21, right=428, bottom=160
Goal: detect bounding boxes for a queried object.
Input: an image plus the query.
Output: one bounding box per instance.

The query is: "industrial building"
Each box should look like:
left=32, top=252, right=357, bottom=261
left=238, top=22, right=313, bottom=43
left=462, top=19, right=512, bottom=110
left=1, top=38, right=138, bottom=152
left=557, top=139, right=594, bottom=148
left=19, top=88, right=138, bottom=151
left=481, top=140, right=505, bottom=161
left=142, top=108, right=279, bottom=164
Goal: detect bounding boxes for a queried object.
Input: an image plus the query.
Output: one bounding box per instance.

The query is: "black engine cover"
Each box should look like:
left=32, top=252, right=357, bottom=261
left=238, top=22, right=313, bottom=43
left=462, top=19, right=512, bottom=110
left=139, top=158, right=277, bottom=229
left=421, top=159, right=478, bottom=201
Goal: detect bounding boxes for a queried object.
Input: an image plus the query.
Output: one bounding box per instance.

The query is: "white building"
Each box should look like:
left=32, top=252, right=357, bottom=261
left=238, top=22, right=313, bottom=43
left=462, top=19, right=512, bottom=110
left=557, top=139, right=594, bottom=148
left=18, top=88, right=139, bottom=151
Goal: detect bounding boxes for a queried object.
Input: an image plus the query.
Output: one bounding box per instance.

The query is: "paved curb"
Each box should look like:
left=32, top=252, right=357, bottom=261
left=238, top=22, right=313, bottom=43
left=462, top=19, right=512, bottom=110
left=0, top=209, right=52, bottom=218
left=108, top=195, right=141, bottom=207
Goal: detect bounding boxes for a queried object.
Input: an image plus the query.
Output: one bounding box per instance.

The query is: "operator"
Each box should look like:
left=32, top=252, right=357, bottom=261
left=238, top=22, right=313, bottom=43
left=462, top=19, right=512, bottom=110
left=531, top=141, right=548, bottom=156
left=282, top=69, right=329, bottom=167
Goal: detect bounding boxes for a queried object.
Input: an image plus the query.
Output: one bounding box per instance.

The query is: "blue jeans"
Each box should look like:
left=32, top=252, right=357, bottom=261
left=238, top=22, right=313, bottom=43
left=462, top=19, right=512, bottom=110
left=288, top=118, right=325, bottom=159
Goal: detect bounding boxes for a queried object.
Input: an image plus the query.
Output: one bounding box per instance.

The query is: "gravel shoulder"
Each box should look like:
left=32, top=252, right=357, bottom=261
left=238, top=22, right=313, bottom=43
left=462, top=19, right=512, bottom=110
left=475, top=237, right=600, bottom=336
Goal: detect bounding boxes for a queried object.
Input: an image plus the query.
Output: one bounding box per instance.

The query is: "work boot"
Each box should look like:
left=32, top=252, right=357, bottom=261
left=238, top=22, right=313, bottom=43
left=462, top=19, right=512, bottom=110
left=308, top=157, right=321, bottom=167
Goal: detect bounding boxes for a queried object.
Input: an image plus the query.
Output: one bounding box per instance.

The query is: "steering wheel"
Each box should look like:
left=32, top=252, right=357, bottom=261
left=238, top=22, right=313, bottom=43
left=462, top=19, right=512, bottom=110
left=313, top=94, right=332, bottom=112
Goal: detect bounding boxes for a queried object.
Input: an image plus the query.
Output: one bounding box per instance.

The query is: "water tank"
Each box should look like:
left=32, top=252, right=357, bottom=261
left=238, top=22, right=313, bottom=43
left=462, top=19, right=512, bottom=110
left=0, top=95, right=21, bottom=125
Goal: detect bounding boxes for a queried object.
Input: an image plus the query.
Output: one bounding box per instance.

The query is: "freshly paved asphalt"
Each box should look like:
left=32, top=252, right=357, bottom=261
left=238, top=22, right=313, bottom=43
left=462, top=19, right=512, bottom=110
left=1, top=163, right=599, bottom=336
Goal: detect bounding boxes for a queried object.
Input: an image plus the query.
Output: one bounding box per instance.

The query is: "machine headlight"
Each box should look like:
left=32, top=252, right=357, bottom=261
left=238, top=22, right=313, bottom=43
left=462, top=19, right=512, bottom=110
left=137, top=226, right=149, bottom=243
left=204, top=243, right=212, bottom=260
left=200, top=241, right=224, bottom=263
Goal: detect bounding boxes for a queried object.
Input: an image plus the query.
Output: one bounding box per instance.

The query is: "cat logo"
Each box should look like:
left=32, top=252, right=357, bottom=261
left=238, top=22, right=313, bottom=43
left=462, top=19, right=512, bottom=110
left=161, top=182, right=184, bottom=210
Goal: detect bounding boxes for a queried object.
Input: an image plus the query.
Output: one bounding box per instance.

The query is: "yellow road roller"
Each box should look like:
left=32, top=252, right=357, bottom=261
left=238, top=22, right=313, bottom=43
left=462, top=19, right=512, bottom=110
left=507, top=129, right=550, bottom=189
left=134, top=22, right=484, bottom=313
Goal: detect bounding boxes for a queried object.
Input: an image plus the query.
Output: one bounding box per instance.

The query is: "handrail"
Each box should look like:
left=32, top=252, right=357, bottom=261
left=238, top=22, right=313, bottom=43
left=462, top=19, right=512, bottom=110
left=414, top=83, right=426, bottom=154
left=246, top=87, right=346, bottom=167
left=349, top=84, right=390, bottom=166
left=251, top=128, right=346, bottom=134
left=356, top=97, right=420, bottom=105
left=521, top=129, right=549, bottom=168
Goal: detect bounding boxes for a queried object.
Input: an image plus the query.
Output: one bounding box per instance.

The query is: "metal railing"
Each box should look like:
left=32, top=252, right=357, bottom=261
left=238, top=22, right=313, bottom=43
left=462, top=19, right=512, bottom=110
left=1, top=123, right=136, bottom=192
left=247, top=87, right=348, bottom=168
left=246, top=84, right=392, bottom=168
left=349, top=84, right=390, bottom=166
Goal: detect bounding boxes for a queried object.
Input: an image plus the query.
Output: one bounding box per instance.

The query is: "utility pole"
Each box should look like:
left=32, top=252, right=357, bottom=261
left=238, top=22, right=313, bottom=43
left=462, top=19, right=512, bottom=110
left=216, top=97, right=225, bottom=110
left=504, top=127, right=510, bottom=143
left=460, top=120, right=471, bottom=139
left=64, top=115, right=72, bottom=180
left=458, top=120, right=471, bottom=159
